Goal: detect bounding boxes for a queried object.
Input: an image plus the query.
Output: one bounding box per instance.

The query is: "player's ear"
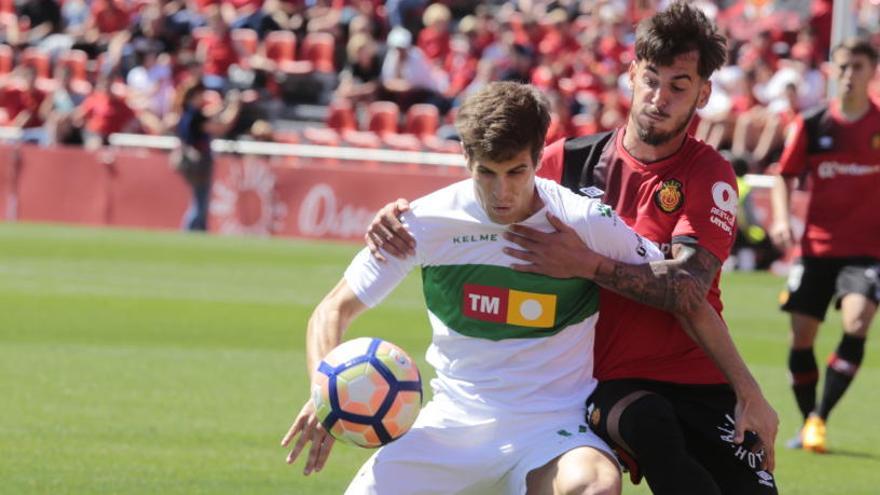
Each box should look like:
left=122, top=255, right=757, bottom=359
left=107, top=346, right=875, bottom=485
left=628, top=60, right=638, bottom=85
left=696, top=79, right=712, bottom=109
left=461, top=142, right=475, bottom=171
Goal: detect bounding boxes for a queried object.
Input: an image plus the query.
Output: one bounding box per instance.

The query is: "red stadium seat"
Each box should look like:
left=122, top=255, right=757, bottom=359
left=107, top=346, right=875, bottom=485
left=301, top=32, right=336, bottom=72
left=367, top=101, right=400, bottom=137
left=341, top=129, right=382, bottom=148
left=422, top=135, right=461, bottom=154
left=58, top=49, right=89, bottom=82
left=274, top=130, right=300, bottom=143
left=404, top=104, right=440, bottom=138
left=326, top=100, right=358, bottom=132
left=302, top=127, right=341, bottom=146
left=21, top=48, right=50, bottom=79
left=383, top=133, right=423, bottom=151
left=0, top=44, right=12, bottom=75
left=266, top=30, right=296, bottom=63
left=0, top=0, right=13, bottom=14
left=232, top=28, right=259, bottom=57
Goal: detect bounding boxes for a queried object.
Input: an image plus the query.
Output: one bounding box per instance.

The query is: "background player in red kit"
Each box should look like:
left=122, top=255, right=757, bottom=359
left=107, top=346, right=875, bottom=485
left=770, top=38, right=880, bottom=454
left=365, top=3, right=778, bottom=494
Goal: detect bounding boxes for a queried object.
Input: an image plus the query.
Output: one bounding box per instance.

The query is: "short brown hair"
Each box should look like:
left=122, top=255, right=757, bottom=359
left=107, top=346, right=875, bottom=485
left=635, top=1, right=727, bottom=80
left=833, top=37, right=879, bottom=66
left=455, top=81, right=550, bottom=165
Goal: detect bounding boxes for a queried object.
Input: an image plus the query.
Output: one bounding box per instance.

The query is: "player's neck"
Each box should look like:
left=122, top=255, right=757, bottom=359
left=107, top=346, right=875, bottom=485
left=621, top=121, right=688, bottom=164
left=525, top=188, right=544, bottom=221
left=837, top=93, right=871, bottom=122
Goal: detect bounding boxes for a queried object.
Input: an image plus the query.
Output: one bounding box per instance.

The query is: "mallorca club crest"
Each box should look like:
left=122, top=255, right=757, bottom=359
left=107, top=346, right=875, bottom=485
left=653, top=179, right=684, bottom=213
left=872, top=132, right=880, bottom=150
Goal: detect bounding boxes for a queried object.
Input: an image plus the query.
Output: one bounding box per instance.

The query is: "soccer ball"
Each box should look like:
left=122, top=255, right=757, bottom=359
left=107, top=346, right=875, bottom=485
left=312, top=337, right=422, bottom=448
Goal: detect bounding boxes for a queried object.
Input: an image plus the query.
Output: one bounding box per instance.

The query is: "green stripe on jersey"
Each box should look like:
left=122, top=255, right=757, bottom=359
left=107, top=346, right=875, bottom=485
left=422, top=264, right=598, bottom=340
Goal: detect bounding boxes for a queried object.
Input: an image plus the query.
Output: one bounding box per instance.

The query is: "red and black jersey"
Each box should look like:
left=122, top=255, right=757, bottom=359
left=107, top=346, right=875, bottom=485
left=540, top=128, right=737, bottom=384
left=777, top=101, right=880, bottom=259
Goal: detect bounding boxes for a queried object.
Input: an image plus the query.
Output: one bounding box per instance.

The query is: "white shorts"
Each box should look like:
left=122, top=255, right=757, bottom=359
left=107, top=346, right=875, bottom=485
left=345, top=395, right=615, bottom=495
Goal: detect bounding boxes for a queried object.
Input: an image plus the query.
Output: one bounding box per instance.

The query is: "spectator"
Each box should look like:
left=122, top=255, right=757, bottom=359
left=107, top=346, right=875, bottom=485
left=125, top=2, right=180, bottom=58
left=336, top=33, right=383, bottom=106
left=168, top=80, right=241, bottom=231
left=417, top=3, right=451, bottom=64
left=380, top=26, right=450, bottom=113
left=385, top=0, right=426, bottom=32
left=88, top=0, right=131, bottom=40
left=345, top=7, right=385, bottom=42
left=40, top=65, right=87, bottom=145
left=126, top=48, right=175, bottom=122
left=197, top=6, right=241, bottom=91
left=463, top=8, right=496, bottom=57
left=443, top=33, right=478, bottom=101
left=61, top=0, right=90, bottom=37
left=15, top=0, right=63, bottom=46
left=537, top=8, right=579, bottom=59
left=72, top=72, right=140, bottom=149
left=227, top=0, right=286, bottom=38
left=0, top=65, right=48, bottom=143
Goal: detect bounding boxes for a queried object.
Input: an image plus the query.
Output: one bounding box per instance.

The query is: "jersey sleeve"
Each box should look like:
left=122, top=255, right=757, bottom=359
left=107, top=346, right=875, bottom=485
left=671, top=156, right=738, bottom=263
left=777, top=114, right=808, bottom=177
left=577, top=200, right=664, bottom=264
left=343, top=213, right=420, bottom=308
left=538, top=138, right=565, bottom=183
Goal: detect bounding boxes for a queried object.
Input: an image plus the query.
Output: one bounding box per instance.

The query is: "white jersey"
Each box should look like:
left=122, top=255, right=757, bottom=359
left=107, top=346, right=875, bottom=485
left=344, top=177, right=662, bottom=419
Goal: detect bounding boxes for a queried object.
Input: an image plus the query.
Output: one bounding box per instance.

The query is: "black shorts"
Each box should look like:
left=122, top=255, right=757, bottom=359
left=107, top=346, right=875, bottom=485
left=780, top=257, right=880, bottom=321
left=586, top=379, right=778, bottom=494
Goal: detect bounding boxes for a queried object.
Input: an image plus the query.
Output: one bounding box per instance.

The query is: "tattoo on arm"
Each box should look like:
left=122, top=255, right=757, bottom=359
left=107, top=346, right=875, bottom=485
left=592, top=243, right=721, bottom=315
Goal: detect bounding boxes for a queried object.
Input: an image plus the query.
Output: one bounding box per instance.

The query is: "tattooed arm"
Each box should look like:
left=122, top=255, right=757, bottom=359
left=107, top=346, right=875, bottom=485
left=504, top=215, right=717, bottom=315
left=591, top=242, right=718, bottom=315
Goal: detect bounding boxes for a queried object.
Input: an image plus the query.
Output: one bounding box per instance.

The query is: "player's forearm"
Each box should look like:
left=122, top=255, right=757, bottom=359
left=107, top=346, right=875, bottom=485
left=304, top=279, right=365, bottom=379
left=676, top=300, right=762, bottom=398
left=770, top=175, right=793, bottom=224
left=305, top=304, right=347, bottom=380
left=591, top=257, right=708, bottom=315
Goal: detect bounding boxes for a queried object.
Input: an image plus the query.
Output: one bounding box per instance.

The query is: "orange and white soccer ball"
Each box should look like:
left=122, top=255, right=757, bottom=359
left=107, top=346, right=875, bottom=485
left=312, top=337, right=422, bottom=448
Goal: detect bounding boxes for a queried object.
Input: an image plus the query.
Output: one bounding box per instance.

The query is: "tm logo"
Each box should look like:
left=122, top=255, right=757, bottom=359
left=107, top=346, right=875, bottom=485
left=467, top=293, right=501, bottom=315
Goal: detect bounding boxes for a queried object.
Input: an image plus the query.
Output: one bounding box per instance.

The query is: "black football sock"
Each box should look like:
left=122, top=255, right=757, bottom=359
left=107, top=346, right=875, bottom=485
left=817, top=335, right=866, bottom=421
left=617, top=394, right=722, bottom=495
left=788, top=347, right=818, bottom=421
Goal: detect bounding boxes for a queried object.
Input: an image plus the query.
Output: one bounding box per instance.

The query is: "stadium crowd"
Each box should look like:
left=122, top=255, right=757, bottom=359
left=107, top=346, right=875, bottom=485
left=1, top=0, right=879, bottom=166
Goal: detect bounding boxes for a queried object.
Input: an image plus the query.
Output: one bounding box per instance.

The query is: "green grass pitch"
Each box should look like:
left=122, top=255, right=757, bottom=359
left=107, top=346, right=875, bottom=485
left=1, top=223, right=878, bottom=494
